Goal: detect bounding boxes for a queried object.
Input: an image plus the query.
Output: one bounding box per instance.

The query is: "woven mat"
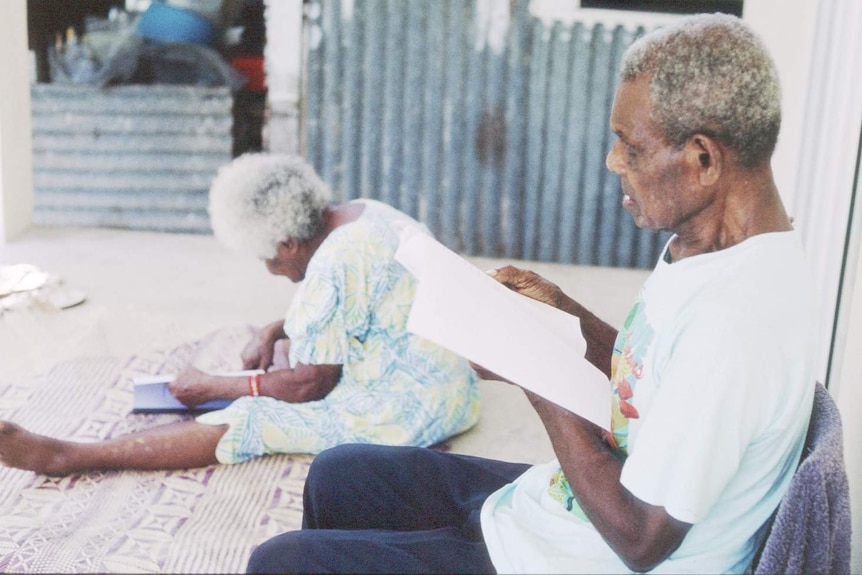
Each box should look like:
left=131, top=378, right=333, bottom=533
left=0, top=326, right=310, bottom=574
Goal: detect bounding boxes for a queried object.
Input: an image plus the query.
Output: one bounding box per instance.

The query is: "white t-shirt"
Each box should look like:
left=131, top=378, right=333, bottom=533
left=481, top=230, right=818, bottom=574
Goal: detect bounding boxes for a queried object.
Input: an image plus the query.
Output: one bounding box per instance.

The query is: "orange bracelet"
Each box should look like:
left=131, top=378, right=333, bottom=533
left=248, top=373, right=261, bottom=397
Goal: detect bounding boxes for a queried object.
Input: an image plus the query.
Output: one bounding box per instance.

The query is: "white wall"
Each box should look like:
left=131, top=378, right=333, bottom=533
left=0, top=0, right=34, bottom=243
left=743, top=1, right=818, bottom=212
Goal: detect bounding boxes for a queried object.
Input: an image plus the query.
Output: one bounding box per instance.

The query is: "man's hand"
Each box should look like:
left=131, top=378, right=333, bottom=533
left=241, top=320, right=287, bottom=371
left=169, top=368, right=218, bottom=408
left=491, top=265, right=617, bottom=378
left=488, top=266, right=565, bottom=309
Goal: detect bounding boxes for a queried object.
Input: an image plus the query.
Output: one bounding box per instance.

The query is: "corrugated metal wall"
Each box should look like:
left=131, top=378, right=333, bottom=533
left=31, top=84, right=232, bottom=233
left=303, top=0, right=669, bottom=268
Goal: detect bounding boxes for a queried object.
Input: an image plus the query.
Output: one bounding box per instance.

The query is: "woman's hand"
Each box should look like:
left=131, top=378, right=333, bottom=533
left=169, top=368, right=218, bottom=407
left=241, top=321, right=287, bottom=370
left=488, top=265, right=565, bottom=310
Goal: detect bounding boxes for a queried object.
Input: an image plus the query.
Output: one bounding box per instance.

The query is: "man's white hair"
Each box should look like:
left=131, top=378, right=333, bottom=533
left=208, top=153, right=332, bottom=259
left=621, top=13, right=781, bottom=167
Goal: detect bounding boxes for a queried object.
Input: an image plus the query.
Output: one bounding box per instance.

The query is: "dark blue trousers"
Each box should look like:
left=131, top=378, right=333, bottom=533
left=246, top=443, right=531, bottom=574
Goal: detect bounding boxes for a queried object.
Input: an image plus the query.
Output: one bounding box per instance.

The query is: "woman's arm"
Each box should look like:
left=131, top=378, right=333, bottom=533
left=241, top=320, right=288, bottom=371
left=257, top=363, right=342, bottom=402
left=170, top=363, right=342, bottom=406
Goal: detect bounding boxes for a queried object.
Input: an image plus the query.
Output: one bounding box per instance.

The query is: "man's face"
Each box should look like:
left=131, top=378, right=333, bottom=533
left=605, top=76, right=702, bottom=232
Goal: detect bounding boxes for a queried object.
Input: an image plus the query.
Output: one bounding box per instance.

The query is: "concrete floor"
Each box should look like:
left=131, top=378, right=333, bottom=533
left=0, top=225, right=650, bottom=464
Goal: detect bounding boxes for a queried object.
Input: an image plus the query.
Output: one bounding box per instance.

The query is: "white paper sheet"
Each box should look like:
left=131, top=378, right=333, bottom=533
left=395, top=229, right=611, bottom=430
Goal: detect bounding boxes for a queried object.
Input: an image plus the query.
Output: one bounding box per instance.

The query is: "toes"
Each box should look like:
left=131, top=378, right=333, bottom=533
left=0, top=421, right=23, bottom=437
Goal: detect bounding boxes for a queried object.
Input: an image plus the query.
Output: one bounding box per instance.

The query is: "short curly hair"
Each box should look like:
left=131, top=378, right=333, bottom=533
left=620, top=13, right=781, bottom=168
left=208, top=153, right=332, bottom=259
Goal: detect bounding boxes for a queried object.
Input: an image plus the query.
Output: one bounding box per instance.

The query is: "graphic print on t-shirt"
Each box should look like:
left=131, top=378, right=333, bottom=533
left=609, top=299, right=653, bottom=454
left=546, top=299, right=655, bottom=519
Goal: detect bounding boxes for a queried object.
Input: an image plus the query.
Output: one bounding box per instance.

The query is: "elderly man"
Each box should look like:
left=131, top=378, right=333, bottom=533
left=247, top=13, right=817, bottom=574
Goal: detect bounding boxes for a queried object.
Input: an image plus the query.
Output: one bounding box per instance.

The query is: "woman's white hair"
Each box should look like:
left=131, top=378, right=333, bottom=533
left=208, top=153, right=332, bottom=259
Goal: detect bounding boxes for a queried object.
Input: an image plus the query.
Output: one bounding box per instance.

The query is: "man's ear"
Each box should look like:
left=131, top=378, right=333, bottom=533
left=686, top=134, right=722, bottom=186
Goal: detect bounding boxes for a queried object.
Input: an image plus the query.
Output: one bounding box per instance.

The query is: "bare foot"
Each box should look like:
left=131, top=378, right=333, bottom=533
left=0, top=421, right=73, bottom=475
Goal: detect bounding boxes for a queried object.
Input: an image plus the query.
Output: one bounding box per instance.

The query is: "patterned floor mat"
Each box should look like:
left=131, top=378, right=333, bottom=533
left=0, top=326, right=310, bottom=573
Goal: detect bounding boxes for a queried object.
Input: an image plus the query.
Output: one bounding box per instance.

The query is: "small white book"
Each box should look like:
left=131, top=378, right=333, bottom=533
left=131, top=370, right=264, bottom=414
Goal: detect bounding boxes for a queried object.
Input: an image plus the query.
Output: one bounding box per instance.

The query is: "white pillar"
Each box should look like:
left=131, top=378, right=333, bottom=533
left=263, top=0, right=304, bottom=155
left=785, top=0, right=862, bottom=387
left=766, top=0, right=862, bottom=571
left=819, top=0, right=862, bottom=563
left=835, top=183, right=862, bottom=574
left=0, top=0, right=34, bottom=243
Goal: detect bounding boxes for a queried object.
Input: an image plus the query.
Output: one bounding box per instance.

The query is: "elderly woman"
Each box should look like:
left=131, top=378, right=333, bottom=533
left=0, top=154, right=480, bottom=474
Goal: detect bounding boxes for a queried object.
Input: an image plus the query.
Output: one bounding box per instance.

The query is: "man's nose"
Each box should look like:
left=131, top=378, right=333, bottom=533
left=606, top=142, right=623, bottom=174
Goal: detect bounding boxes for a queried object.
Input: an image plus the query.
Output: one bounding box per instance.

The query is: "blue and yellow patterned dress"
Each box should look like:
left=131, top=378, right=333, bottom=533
left=198, top=199, right=480, bottom=464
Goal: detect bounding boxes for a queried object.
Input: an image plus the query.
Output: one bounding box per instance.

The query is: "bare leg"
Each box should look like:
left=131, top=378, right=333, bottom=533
left=0, top=420, right=228, bottom=476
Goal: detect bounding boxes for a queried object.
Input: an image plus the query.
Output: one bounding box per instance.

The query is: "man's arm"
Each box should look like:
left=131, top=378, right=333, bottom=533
left=527, top=392, right=691, bottom=572
left=489, top=266, right=690, bottom=571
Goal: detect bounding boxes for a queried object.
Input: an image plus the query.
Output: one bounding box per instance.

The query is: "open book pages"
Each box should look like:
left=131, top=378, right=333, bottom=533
left=395, top=228, right=611, bottom=430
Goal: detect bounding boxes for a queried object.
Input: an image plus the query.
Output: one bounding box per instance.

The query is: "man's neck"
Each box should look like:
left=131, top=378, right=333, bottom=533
left=668, top=167, right=791, bottom=262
